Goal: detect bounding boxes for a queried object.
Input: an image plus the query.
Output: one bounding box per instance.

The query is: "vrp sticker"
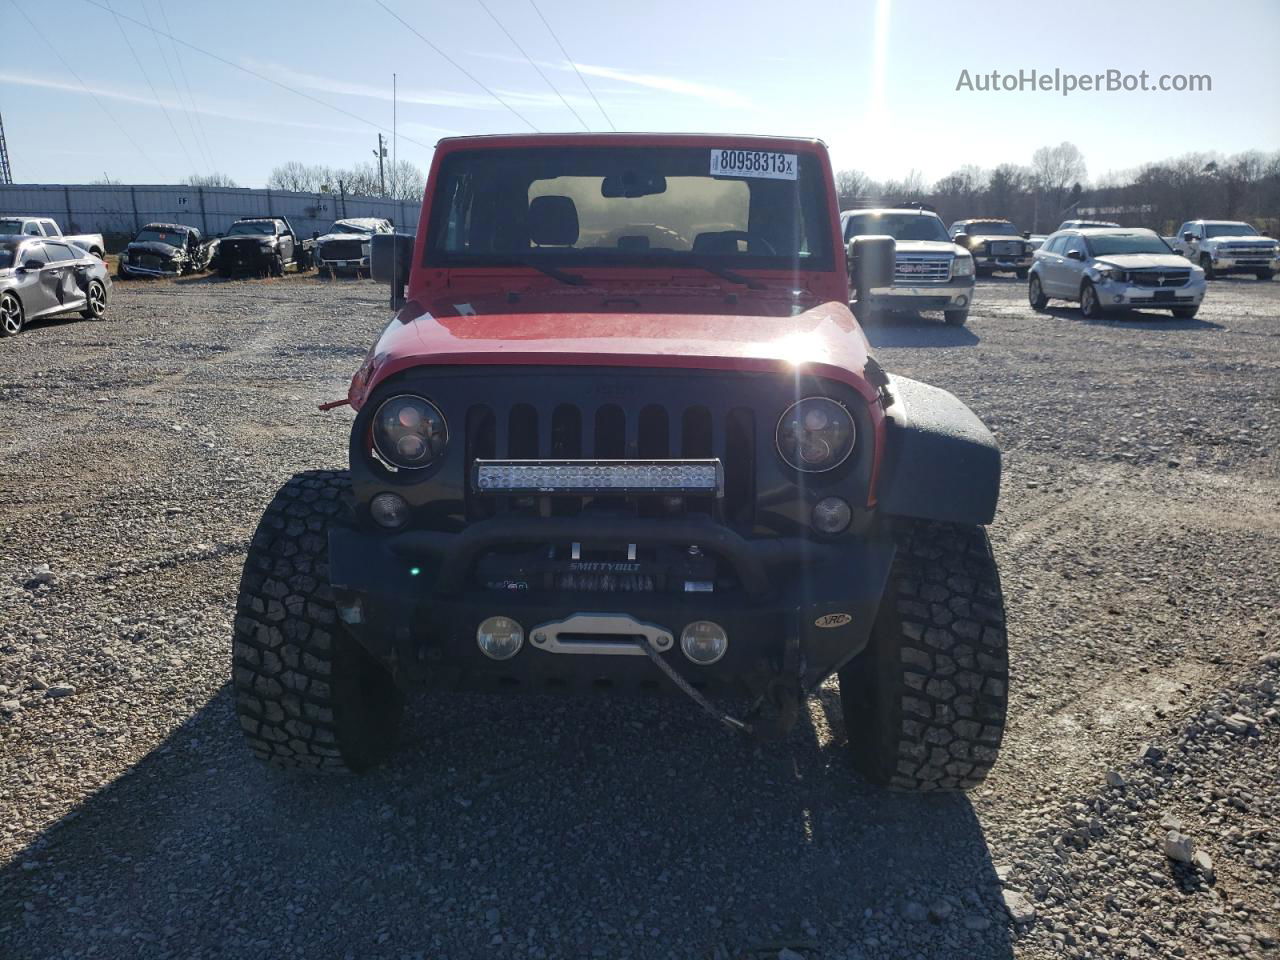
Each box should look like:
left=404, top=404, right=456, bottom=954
left=814, top=613, right=852, bottom=628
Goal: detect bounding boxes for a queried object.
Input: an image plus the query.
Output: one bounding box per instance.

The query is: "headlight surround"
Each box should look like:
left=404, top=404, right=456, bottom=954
left=1096, top=266, right=1127, bottom=283
left=371, top=394, right=448, bottom=470
left=951, top=255, right=974, bottom=277
left=776, top=397, right=856, bottom=473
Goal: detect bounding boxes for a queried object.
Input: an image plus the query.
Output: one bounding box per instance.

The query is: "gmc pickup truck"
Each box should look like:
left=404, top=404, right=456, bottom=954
left=0, top=216, right=105, bottom=260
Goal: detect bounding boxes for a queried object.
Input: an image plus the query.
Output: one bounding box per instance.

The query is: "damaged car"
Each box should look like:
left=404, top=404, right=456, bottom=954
left=315, top=217, right=393, bottom=278
left=214, top=217, right=314, bottom=278
left=117, top=223, right=216, bottom=279
left=1, top=235, right=111, bottom=337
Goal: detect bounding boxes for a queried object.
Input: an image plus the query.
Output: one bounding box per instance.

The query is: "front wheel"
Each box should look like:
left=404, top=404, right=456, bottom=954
left=1257, top=270, right=1275, bottom=281
left=0, top=292, right=24, bottom=337
left=233, top=470, right=404, bottom=772
left=1200, top=254, right=1216, bottom=280
left=943, top=309, right=968, bottom=326
left=1028, top=274, right=1049, bottom=311
left=1079, top=280, right=1105, bottom=319
left=1015, top=268, right=1028, bottom=280
left=1171, top=306, right=1200, bottom=319
left=269, top=254, right=284, bottom=278
left=838, top=519, right=1008, bottom=791
left=80, top=279, right=107, bottom=319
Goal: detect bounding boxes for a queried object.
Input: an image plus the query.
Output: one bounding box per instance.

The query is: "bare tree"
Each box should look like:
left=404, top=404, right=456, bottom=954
left=834, top=169, right=871, bottom=209
left=386, top=159, right=426, bottom=202
left=266, top=161, right=335, bottom=193
left=182, top=172, right=239, bottom=188
left=1031, top=142, right=1088, bottom=219
left=881, top=169, right=927, bottom=203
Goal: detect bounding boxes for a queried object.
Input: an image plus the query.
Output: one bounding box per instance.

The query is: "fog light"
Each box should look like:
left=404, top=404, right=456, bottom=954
left=477, top=616, right=523, bottom=660
left=812, top=496, right=852, bottom=534
left=954, top=295, right=968, bottom=308
left=369, top=492, right=410, bottom=529
left=681, top=621, right=728, bottom=665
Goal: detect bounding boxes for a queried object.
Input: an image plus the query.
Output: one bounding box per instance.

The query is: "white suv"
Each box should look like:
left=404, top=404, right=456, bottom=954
left=1028, top=228, right=1206, bottom=320
left=1171, top=220, right=1278, bottom=280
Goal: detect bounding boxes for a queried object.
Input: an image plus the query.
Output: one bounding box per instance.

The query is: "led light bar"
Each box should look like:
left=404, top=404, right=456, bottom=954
left=472, top=459, right=722, bottom=496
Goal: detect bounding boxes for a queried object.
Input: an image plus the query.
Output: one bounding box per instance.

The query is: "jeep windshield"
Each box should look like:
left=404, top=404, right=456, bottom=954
left=1203, top=223, right=1258, bottom=238
left=1087, top=233, right=1175, bottom=256
left=425, top=146, right=834, bottom=273
left=967, top=222, right=1019, bottom=236
left=227, top=222, right=277, bottom=236
left=846, top=213, right=949, bottom=243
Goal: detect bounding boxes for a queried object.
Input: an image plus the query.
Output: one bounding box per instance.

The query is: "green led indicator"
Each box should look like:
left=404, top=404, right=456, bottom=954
left=409, top=567, right=421, bottom=576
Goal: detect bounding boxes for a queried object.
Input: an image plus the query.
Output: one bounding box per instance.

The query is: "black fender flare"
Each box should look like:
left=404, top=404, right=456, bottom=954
left=875, top=374, right=1001, bottom=525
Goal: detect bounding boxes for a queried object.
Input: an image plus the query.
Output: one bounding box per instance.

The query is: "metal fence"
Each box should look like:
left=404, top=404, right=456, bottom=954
left=0, top=184, right=420, bottom=250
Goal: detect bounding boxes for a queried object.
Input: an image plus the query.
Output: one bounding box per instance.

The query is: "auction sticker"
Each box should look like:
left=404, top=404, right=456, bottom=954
left=710, top=149, right=797, bottom=180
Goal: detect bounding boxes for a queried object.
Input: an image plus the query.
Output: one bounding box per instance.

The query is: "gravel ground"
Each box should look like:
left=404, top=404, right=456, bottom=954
left=1, top=272, right=1277, bottom=960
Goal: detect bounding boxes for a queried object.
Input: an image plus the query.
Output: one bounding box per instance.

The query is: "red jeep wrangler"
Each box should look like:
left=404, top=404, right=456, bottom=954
left=232, top=133, right=1007, bottom=792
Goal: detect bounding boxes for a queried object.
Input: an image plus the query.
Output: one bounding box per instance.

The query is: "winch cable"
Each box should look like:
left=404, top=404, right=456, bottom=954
left=636, top=637, right=752, bottom=735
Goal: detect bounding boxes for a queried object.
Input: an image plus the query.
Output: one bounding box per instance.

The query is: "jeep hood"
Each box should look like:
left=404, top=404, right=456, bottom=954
left=1095, top=253, right=1195, bottom=270
left=348, top=301, right=876, bottom=410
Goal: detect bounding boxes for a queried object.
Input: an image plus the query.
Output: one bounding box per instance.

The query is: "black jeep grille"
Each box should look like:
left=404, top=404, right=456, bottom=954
left=463, top=401, right=757, bottom=526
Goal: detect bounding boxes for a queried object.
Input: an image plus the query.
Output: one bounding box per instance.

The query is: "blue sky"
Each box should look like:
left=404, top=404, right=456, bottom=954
left=5, top=0, right=1279, bottom=188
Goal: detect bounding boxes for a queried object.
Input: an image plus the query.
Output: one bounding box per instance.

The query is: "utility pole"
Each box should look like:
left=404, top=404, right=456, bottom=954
left=0, top=112, right=13, bottom=185
left=373, top=133, right=387, bottom=198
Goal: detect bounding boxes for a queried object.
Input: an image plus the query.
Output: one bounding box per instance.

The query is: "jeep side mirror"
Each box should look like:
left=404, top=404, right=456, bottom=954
left=847, top=235, right=895, bottom=299
left=1066, top=249, right=1084, bottom=261
left=371, top=232, right=415, bottom=307
left=1182, top=232, right=1195, bottom=242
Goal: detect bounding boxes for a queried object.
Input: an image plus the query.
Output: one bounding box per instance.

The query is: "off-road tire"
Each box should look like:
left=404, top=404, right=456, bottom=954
left=838, top=519, right=1008, bottom=791
left=943, top=309, right=968, bottom=326
left=1200, top=254, right=1215, bottom=280
left=233, top=470, right=403, bottom=772
left=1028, top=274, right=1049, bottom=311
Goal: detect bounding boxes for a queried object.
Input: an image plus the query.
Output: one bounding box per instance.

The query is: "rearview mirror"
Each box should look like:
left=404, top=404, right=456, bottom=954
left=1066, top=249, right=1084, bottom=261
left=601, top=172, right=667, bottom=198
left=19, top=259, right=42, bottom=272
left=952, top=233, right=970, bottom=247
left=847, top=235, right=895, bottom=298
left=371, top=232, right=415, bottom=305
left=1022, top=231, right=1031, bottom=239
left=1182, top=232, right=1194, bottom=242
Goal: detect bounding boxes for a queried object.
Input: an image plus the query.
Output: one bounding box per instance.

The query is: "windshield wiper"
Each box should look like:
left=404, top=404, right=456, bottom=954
left=691, top=263, right=765, bottom=290
left=498, top=258, right=585, bottom=286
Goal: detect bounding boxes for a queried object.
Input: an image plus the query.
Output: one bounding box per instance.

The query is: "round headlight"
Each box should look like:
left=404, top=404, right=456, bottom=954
left=477, top=616, right=523, bottom=660
left=371, top=395, right=448, bottom=470
left=776, top=397, right=856, bottom=472
left=681, top=621, right=728, bottom=665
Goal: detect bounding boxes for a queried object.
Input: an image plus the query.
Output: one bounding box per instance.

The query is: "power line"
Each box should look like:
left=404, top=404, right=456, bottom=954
left=474, top=0, right=588, bottom=131
left=104, top=0, right=200, bottom=175
left=528, top=0, right=615, bottom=131
left=8, top=0, right=161, bottom=176
left=78, top=0, right=435, bottom=151
left=158, top=3, right=218, bottom=173
left=142, top=0, right=213, bottom=173
left=373, top=0, right=539, bottom=133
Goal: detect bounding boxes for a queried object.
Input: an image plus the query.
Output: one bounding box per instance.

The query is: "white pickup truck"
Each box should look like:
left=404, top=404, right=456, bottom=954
left=1170, top=220, right=1278, bottom=280
left=0, top=216, right=105, bottom=259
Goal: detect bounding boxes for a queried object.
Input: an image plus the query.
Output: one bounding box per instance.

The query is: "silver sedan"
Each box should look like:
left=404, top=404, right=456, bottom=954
left=0, top=235, right=112, bottom=338
left=1028, top=228, right=1206, bottom=320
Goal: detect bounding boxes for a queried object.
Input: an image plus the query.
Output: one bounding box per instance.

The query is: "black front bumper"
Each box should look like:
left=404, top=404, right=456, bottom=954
left=328, top=513, right=895, bottom=698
